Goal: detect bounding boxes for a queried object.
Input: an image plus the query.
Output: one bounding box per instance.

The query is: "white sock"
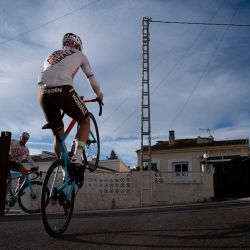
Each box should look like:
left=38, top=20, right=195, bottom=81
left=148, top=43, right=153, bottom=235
left=73, top=140, right=85, bottom=159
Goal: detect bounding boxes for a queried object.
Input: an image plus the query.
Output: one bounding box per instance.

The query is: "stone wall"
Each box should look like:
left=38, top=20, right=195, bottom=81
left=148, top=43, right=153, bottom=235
left=8, top=169, right=214, bottom=212
left=74, top=170, right=214, bottom=211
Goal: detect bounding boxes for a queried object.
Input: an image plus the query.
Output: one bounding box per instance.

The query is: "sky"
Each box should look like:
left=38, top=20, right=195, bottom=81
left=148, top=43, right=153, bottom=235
left=0, top=0, right=250, bottom=167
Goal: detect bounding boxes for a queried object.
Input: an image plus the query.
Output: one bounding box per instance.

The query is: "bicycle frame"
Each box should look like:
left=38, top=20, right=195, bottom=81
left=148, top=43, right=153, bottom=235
left=50, top=122, right=75, bottom=201
left=7, top=170, right=39, bottom=210
left=50, top=99, right=102, bottom=200
left=9, top=171, right=33, bottom=195
left=41, top=97, right=103, bottom=237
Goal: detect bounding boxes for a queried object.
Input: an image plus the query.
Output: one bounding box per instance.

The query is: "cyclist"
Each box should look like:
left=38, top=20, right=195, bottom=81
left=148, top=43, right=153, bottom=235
left=8, top=132, right=36, bottom=187
left=38, top=33, right=103, bottom=171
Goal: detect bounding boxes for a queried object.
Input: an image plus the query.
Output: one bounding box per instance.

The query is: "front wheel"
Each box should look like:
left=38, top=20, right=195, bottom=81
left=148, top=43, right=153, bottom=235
left=83, top=112, right=100, bottom=171
left=41, top=160, right=75, bottom=238
left=18, top=180, right=43, bottom=213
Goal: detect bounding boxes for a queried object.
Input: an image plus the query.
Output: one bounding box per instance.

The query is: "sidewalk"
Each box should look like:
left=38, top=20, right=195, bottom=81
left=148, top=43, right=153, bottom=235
left=4, top=196, right=250, bottom=216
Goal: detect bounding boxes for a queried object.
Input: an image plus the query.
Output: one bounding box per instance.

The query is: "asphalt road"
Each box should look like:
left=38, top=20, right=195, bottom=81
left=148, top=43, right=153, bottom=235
left=1, top=199, right=250, bottom=249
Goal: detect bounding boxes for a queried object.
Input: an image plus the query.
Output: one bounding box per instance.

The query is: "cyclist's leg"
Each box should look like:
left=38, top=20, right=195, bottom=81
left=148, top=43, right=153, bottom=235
left=9, top=161, right=23, bottom=186
left=74, top=116, right=90, bottom=160
left=53, top=126, right=64, bottom=158
left=18, top=166, right=29, bottom=186
left=61, top=87, right=89, bottom=165
left=38, top=86, right=65, bottom=158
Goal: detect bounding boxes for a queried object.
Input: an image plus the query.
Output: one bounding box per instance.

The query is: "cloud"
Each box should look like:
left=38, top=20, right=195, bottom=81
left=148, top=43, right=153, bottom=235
left=0, top=0, right=250, bottom=166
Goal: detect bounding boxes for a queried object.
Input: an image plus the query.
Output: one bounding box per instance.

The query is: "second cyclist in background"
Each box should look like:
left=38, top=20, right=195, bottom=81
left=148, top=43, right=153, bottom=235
left=9, top=132, right=36, bottom=187
left=38, top=33, right=103, bottom=172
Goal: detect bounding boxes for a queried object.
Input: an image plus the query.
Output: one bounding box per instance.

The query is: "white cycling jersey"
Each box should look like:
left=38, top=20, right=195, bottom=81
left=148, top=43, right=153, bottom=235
left=38, top=47, right=101, bottom=96
left=10, top=139, right=36, bottom=168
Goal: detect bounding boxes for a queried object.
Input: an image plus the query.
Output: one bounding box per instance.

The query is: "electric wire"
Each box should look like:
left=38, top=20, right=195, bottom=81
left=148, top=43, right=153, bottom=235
left=2, top=1, right=247, bottom=160
left=168, top=3, right=241, bottom=128
left=101, top=0, right=217, bottom=129
left=0, top=0, right=101, bottom=45
left=106, top=0, right=227, bottom=135
left=150, top=20, right=250, bottom=27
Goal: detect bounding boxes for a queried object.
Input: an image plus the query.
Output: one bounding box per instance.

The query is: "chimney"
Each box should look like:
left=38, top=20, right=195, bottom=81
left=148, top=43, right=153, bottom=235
left=169, top=130, right=175, bottom=145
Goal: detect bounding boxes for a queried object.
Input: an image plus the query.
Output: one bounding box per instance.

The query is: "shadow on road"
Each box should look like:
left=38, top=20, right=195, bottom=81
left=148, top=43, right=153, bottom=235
left=59, top=224, right=250, bottom=249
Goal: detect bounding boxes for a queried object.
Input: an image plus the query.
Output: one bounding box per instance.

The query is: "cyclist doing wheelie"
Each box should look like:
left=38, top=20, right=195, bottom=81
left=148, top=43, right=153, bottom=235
left=38, top=33, right=103, bottom=174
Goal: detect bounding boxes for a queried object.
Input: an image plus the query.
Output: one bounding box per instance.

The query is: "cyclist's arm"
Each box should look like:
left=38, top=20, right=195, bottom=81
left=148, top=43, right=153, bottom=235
left=25, top=148, right=36, bottom=168
left=81, top=54, right=101, bottom=97
left=26, top=154, right=36, bottom=168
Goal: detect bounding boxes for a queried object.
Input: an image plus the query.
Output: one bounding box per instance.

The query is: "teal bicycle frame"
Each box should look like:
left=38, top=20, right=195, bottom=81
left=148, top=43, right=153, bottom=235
left=46, top=97, right=103, bottom=200
left=9, top=168, right=40, bottom=197
left=51, top=126, right=77, bottom=200
left=6, top=167, right=42, bottom=214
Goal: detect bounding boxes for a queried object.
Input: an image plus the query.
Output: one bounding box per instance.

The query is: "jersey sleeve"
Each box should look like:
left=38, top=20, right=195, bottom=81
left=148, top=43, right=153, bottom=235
left=25, top=148, right=36, bottom=168
left=80, top=54, right=101, bottom=97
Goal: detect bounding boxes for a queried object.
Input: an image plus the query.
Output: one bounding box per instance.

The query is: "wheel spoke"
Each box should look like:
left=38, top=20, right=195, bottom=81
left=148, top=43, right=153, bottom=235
left=83, top=113, right=100, bottom=170
left=18, top=181, right=43, bottom=213
left=41, top=160, right=75, bottom=237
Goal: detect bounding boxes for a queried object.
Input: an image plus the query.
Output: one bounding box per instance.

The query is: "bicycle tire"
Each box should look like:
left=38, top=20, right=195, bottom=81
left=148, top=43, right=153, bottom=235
left=83, top=112, right=100, bottom=171
left=18, top=180, right=43, bottom=214
left=41, top=159, right=75, bottom=238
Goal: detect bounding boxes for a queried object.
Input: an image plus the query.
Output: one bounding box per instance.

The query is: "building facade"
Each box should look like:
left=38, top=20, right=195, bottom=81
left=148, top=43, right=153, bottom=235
left=136, top=130, right=249, bottom=204
left=16, top=132, right=249, bottom=212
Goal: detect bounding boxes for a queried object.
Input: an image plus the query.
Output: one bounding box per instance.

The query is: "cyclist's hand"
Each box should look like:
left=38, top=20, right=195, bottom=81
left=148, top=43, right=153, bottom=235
left=96, top=92, right=103, bottom=102
left=20, top=166, right=29, bottom=175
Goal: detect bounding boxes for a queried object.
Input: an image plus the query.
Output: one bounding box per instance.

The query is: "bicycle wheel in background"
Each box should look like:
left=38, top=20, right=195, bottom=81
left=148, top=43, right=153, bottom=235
left=41, top=160, right=75, bottom=238
left=83, top=112, right=100, bottom=171
left=18, top=180, right=43, bottom=213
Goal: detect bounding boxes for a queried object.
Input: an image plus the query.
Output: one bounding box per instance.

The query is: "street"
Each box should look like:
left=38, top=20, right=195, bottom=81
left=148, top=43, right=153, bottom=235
left=1, top=199, right=250, bottom=249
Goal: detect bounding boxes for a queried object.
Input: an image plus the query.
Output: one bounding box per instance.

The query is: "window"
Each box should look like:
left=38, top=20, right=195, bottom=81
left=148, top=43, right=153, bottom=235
left=151, top=162, right=158, bottom=171
left=173, top=162, right=189, bottom=176
left=151, top=159, right=160, bottom=171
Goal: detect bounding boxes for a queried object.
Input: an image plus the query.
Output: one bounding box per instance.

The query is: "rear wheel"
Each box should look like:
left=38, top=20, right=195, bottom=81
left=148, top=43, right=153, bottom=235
left=83, top=112, right=100, bottom=171
left=18, top=181, right=43, bottom=213
left=41, top=160, right=75, bottom=237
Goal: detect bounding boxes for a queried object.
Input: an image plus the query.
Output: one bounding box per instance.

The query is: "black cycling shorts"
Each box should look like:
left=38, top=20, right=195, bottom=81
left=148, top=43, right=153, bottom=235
left=9, top=161, right=22, bottom=172
left=38, top=85, right=89, bottom=130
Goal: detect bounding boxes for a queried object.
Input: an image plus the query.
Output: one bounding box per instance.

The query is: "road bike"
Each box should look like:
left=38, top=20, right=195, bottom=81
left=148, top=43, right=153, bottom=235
left=5, top=166, right=44, bottom=214
left=41, top=97, right=103, bottom=237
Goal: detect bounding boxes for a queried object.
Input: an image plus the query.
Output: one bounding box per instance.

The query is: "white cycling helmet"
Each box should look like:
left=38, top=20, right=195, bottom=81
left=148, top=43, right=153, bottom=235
left=62, top=33, right=82, bottom=51
left=20, top=132, right=30, bottom=140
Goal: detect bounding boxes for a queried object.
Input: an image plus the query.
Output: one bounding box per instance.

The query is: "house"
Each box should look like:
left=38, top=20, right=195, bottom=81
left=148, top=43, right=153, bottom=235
left=30, top=151, right=56, bottom=172
left=137, top=131, right=249, bottom=172
left=26, top=151, right=129, bottom=173
left=136, top=130, right=250, bottom=204
left=98, top=159, right=130, bottom=172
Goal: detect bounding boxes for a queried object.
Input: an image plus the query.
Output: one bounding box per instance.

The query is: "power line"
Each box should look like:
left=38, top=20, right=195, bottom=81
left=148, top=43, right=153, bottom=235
left=150, top=20, right=250, bottom=27
left=102, top=1, right=228, bottom=135
left=168, top=3, right=241, bottom=128
left=99, top=0, right=221, bottom=133
left=0, top=0, right=101, bottom=45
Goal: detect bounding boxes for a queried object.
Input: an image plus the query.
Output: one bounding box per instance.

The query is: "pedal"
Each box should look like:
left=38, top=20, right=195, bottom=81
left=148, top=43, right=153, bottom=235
left=87, top=164, right=96, bottom=172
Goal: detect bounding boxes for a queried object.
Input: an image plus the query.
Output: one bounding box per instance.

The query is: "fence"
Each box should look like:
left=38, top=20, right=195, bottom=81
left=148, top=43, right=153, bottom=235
left=73, top=170, right=213, bottom=211
left=9, top=169, right=214, bottom=213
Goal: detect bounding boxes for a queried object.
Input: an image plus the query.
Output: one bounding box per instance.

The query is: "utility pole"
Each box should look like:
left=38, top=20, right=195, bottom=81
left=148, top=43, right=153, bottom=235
left=140, top=17, right=152, bottom=171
